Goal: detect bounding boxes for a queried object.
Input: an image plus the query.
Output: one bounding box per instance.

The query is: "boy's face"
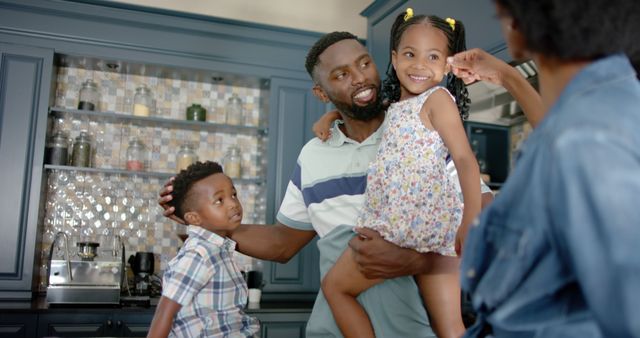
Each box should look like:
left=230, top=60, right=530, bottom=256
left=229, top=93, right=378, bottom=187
left=184, top=173, right=243, bottom=236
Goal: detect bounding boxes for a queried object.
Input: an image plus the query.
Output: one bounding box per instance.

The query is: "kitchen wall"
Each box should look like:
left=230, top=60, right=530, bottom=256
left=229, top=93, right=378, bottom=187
left=103, top=0, right=372, bottom=38
left=37, top=64, right=267, bottom=291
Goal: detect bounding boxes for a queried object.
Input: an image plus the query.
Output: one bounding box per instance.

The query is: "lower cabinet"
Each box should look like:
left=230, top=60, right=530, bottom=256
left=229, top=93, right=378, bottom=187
left=37, top=312, right=154, bottom=337
left=0, top=313, right=38, bottom=338
left=254, top=312, right=310, bottom=338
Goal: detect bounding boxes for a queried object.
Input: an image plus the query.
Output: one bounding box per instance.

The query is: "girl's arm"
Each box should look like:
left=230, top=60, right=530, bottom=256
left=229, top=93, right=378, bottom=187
left=425, top=89, right=481, bottom=256
left=312, top=109, right=341, bottom=141
left=147, top=296, right=181, bottom=338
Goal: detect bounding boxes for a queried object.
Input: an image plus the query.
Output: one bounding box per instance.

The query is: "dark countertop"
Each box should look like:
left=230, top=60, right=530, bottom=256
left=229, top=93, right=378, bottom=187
left=0, top=295, right=314, bottom=314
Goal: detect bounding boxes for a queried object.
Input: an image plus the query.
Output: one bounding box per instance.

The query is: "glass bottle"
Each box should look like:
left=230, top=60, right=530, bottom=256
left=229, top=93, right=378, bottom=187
left=226, top=94, right=243, bottom=125
left=78, top=80, right=99, bottom=111
left=71, top=131, right=92, bottom=167
left=45, top=130, right=70, bottom=165
left=126, top=138, right=147, bottom=171
left=176, top=143, right=198, bottom=172
left=186, top=104, right=207, bottom=121
left=133, top=85, right=153, bottom=117
left=223, top=146, right=241, bottom=178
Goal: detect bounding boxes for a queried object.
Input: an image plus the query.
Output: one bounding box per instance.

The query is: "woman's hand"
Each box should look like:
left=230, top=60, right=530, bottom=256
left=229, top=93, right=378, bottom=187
left=447, top=48, right=511, bottom=86
left=158, top=177, right=186, bottom=224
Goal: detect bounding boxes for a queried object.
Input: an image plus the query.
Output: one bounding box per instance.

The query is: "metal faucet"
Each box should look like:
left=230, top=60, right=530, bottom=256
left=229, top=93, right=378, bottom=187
left=50, top=232, right=73, bottom=281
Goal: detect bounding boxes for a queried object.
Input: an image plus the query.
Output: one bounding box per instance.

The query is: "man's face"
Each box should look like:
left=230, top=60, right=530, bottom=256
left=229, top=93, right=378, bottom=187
left=312, top=39, right=383, bottom=121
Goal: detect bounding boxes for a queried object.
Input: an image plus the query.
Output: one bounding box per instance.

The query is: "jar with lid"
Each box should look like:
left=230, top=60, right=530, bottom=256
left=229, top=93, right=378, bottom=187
left=223, top=146, right=241, bottom=178
left=71, top=131, right=92, bottom=167
left=78, top=80, right=99, bottom=111
left=225, top=94, right=243, bottom=125
left=176, top=143, right=198, bottom=172
left=133, top=85, right=153, bottom=117
left=45, top=130, right=70, bottom=165
left=126, top=138, right=147, bottom=171
left=186, top=104, right=207, bottom=121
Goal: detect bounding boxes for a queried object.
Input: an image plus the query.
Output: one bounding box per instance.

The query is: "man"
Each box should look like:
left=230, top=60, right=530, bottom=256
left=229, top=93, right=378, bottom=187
left=160, top=31, right=493, bottom=337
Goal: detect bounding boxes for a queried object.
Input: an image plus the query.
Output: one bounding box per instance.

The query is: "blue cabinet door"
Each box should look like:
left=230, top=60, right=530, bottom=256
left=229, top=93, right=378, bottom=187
left=255, top=312, right=310, bottom=338
left=0, top=313, right=37, bottom=338
left=264, top=77, right=326, bottom=296
left=0, top=43, right=53, bottom=299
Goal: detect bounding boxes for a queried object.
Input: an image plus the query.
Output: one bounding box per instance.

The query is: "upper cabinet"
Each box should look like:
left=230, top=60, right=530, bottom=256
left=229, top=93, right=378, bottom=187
left=361, top=0, right=509, bottom=73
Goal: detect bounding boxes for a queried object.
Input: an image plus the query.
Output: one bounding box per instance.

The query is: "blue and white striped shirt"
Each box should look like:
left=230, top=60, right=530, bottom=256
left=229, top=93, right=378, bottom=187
left=162, top=225, right=259, bottom=338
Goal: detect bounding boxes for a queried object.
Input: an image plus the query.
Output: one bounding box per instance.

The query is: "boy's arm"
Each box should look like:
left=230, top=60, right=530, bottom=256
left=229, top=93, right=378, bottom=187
left=147, top=296, right=181, bottom=338
left=312, top=109, right=341, bottom=141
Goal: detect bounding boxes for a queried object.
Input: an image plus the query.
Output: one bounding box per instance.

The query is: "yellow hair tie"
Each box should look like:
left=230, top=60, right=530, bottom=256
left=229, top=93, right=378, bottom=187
left=445, top=17, right=456, bottom=31
left=404, top=8, right=414, bottom=21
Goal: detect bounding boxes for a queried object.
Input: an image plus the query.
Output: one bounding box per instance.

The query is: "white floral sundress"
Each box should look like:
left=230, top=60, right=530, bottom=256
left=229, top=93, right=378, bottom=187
left=356, top=86, right=463, bottom=256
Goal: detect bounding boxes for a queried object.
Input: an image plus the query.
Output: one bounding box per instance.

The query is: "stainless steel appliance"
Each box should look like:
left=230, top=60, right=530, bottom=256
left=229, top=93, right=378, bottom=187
left=46, top=232, right=125, bottom=305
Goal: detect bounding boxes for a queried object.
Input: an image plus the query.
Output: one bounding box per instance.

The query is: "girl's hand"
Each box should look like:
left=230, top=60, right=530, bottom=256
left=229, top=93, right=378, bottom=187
left=312, top=110, right=341, bottom=141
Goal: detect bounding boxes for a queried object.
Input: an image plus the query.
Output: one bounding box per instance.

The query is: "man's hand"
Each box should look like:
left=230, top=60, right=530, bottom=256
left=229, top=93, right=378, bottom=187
left=447, top=48, right=511, bottom=86
left=349, top=227, right=428, bottom=279
left=158, top=177, right=186, bottom=225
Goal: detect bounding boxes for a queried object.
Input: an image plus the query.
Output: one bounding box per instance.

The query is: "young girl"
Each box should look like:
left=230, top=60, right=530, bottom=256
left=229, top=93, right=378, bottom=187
left=318, top=10, right=481, bottom=338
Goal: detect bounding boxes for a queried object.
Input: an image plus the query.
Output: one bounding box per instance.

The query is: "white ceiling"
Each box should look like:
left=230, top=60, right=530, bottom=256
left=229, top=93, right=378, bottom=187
left=103, top=0, right=373, bottom=38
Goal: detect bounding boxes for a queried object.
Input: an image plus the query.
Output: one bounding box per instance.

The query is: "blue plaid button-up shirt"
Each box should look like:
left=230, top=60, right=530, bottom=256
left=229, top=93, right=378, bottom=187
left=163, top=225, right=259, bottom=338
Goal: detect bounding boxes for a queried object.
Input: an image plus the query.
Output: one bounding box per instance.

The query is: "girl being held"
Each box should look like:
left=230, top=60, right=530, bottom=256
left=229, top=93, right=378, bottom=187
left=319, top=10, right=481, bottom=338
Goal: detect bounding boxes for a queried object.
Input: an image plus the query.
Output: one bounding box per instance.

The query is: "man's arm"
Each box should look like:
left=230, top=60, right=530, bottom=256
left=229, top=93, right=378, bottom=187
left=231, top=222, right=316, bottom=263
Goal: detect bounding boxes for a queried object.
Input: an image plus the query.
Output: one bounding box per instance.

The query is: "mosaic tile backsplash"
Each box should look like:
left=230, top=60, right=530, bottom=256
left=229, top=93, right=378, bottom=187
left=37, top=66, right=269, bottom=291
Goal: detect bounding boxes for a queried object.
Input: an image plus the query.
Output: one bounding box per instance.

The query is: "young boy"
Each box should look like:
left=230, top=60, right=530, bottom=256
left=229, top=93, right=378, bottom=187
left=147, top=161, right=259, bottom=338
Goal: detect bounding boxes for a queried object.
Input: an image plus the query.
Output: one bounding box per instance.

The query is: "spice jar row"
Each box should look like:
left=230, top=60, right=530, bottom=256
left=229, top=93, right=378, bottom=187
left=45, top=130, right=246, bottom=177
left=76, top=80, right=255, bottom=126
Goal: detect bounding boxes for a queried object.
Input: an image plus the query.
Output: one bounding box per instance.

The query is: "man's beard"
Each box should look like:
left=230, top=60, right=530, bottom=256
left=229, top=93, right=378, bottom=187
left=332, top=88, right=384, bottom=122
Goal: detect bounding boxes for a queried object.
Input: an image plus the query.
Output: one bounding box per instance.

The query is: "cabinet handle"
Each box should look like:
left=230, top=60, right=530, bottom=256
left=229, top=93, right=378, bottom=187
left=117, top=320, right=122, bottom=327
left=107, top=319, right=113, bottom=327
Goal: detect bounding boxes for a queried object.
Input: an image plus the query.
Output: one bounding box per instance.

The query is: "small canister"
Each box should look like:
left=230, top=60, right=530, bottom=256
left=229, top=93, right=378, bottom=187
left=176, top=143, right=198, bottom=172
left=223, top=146, right=241, bottom=178
left=45, top=131, right=70, bottom=165
left=186, top=104, right=207, bottom=122
left=133, top=85, right=153, bottom=117
left=78, top=80, right=99, bottom=111
left=71, top=131, right=92, bottom=167
left=126, top=138, right=147, bottom=171
left=225, top=94, right=243, bottom=125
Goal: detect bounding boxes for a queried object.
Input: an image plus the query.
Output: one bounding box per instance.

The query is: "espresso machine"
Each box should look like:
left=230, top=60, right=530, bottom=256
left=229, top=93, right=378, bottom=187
left=46, top=232, right=125, bottom=305
left=128, top=252, right=155, bottom=296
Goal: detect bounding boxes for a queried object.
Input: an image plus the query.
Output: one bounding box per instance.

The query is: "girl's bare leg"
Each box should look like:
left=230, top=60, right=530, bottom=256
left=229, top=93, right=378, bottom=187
left=321, top=246, right=383, bottom=338
left=415, top=253, right=465, bottom=338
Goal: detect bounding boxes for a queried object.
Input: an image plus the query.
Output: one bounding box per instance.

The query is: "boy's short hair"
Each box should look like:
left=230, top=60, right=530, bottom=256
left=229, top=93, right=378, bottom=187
left=169, top=161, right=224, bottom=219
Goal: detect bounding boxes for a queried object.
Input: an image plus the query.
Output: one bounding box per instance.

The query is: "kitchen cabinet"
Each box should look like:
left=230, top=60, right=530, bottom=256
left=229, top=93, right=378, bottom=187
left=0, top=42, right=53, bottom=299
left=37, top=311, right=153, bottom=337
left=254, top=312, right=311, bottom=338
left=361, top=0, right=509, bottom=72
left=0, top=313, right=38, bottom=338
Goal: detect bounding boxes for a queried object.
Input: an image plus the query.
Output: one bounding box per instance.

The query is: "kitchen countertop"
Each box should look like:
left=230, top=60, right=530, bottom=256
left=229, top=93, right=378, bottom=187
left=0, top=295, right=314, bottom=314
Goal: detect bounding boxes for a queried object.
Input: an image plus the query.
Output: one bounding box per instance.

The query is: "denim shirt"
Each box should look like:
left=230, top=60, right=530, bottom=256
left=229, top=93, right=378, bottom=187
left=461, top=54, right=640, bottom=338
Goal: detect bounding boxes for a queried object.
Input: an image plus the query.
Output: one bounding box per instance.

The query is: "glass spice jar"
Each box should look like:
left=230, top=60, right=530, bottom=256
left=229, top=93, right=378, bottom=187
left=226, top=94, right=243, bottom=125
left=78, top=80, right=99, bottom=111
left=126, top=138, right=147, bottom=171
left=176, top=143, right=198, bottom=172
left=45, top=130, right=70, bottom=165
left=186, top=104, right=207, bottom=121
left=71, top=131, right=92, bottom=167
left=223, top=146, right=241, bottom=178
left=133, top=85, right=153, bottom=117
